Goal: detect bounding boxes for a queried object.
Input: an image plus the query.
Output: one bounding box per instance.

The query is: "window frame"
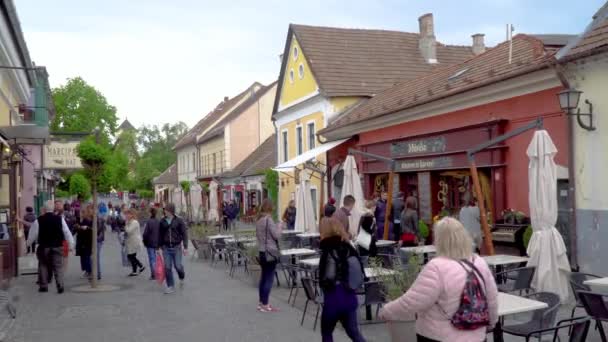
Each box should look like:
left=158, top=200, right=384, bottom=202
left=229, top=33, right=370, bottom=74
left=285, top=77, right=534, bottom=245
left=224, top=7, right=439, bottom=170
left=306, top=121, right=316, bottom=150
left=281, top=129, right=289, bottom=162
left=296, top=125, right=303, bottom=156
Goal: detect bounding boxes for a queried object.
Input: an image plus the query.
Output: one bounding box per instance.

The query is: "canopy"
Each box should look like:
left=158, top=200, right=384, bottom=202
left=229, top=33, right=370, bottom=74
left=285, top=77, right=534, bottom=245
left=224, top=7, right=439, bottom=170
left=274, top=138, right=348, bottom=171
left=208, top=180, right=219, bottom=222
left=295, top=172, right=317, bottom=233
left=526, top=130, right=570, bottom=302
left=340, top=155, right=365, bottom=238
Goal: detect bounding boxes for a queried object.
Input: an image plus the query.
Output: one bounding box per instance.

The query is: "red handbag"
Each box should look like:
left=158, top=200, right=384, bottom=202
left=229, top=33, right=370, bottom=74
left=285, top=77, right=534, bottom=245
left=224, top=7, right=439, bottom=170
left=400, top=232, right=417, bottom=245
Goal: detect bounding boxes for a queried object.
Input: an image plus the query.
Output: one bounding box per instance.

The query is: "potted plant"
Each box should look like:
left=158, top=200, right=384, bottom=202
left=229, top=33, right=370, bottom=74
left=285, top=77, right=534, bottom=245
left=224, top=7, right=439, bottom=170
left=370, top=255, right=422, bottom=341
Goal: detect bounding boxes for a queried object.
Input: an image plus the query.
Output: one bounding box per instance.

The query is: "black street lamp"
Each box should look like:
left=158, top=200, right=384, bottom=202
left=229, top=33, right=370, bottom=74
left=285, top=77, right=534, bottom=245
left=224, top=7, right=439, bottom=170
left=558, top=89, right=596, bottom=131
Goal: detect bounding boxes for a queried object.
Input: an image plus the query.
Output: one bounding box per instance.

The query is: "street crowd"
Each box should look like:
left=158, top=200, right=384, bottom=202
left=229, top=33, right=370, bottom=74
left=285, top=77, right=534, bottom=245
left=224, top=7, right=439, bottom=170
left=21, top=199, right=189, bottom=295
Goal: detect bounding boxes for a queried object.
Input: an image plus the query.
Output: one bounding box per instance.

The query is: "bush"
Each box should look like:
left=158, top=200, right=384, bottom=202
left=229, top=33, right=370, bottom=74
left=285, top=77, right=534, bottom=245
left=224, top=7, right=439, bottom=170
left=77, top=137, right=110, bottom=167
left=418, top=220, right=429, bottom=239
left=69, top=174, right=91, bottom=200
left=136, top=189, right=154, bottom=199
left=55, top=189, right=70, bottom=199
left=523, top=225, right=533, bottom=249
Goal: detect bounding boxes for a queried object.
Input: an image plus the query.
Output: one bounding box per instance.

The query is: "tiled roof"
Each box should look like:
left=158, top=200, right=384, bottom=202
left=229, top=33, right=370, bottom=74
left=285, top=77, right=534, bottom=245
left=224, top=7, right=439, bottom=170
left=558, top=2, right=608, bottom=60
left=173, top=82, right=261, bottom=150
left=531, top=34, right=576, bottom=47
left=321, top=35, right=558, bottom=136
left=275, top=24, right=473, bottom=105
left=221, top=134, right=276, bottom=178
left=153, top=163, right=177, bottom=185
left=118, top=119, right=135, bottom=131
left=197, top=81, right=277, bottom=144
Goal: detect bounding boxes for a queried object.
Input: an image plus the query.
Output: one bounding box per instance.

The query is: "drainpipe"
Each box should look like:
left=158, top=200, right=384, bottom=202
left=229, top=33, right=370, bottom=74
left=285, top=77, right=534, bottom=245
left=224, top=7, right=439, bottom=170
left=552, top=63, right=578, bottom=270
left=272, top=117, right=280, bottom=216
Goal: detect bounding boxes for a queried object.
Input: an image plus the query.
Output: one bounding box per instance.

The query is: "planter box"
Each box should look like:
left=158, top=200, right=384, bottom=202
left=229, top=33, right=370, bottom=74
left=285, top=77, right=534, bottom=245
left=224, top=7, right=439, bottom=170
left=387, top=319, right=416, bottom=342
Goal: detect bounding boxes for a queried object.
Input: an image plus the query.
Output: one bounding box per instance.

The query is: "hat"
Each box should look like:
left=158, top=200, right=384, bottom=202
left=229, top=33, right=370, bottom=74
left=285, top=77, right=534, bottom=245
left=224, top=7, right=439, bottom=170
left=328, top=197, right=336, bottom=205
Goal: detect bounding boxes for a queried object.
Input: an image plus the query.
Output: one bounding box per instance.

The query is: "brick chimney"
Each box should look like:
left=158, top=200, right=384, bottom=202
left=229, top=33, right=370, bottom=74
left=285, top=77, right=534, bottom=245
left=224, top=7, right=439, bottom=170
left=472, top=34, right=486, bottom=55
left=418, top=13, right=437, bottom=63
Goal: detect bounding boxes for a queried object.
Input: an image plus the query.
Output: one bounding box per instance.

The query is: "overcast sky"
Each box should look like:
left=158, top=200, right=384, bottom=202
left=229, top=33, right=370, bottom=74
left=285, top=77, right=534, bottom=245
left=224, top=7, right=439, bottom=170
left=16, top=0, right=605, bottom=129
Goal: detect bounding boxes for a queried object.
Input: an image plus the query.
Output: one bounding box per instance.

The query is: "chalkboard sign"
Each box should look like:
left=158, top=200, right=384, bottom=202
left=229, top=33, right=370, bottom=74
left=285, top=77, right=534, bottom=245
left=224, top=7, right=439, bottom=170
left=418, top=172, right=432, bottom=222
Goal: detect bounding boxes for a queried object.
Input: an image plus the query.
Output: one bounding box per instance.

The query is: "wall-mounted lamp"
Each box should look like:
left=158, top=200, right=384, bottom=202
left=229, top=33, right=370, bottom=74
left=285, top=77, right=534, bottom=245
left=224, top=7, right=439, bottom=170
left=558, top=89, right=596, bottom=131
left=281, top=180, right=285, bottom=188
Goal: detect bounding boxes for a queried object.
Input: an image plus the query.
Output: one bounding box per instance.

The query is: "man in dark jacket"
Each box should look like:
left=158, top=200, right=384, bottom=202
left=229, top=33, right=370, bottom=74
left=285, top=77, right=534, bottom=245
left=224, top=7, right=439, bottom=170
left=392, top=192, right=405, bottom=242
left=159, top=203, right=188, bottom=294
left=143, top=207, right=161, bottom=280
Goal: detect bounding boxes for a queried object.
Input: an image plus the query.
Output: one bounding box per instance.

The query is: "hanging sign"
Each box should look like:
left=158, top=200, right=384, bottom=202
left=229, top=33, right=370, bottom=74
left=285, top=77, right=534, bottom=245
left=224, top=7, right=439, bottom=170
left=43, top=141, right=83, bottom=169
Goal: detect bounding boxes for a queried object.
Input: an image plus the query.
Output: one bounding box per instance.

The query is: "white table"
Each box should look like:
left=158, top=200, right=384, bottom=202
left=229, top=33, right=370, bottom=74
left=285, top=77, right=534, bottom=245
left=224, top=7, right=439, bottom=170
left=376, top=240, right=396, bottom=248
left=400, top=245, right=437, bottom=255
left=281, top=248, right=317, bottom=257
left=494, top=292, right=548, bottom=342
left=364, top=267, right=397, bottom=278
left=225, top=237, right=256, bottom=244
left=281, top=230, right=300, bottom=235
left=207, top=234, right=234, bottom=241
left=483, top=255, right=529, bottom=267
left=584, top=277, right=608, bottom=288
left=299, top=258, right=320, bottom=268
left=297, top=232, right=320, bottom=238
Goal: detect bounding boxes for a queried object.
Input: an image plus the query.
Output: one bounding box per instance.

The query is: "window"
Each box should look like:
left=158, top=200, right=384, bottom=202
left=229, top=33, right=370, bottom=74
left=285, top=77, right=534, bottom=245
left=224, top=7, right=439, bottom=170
left=293, top=46, right=299, bottom=60
left=298, top=63, right=304, bottom=79
left=307, top=122, right=315, bottom=150
left=310, top=188, right=318, bottom=221
left=289, top=69, right=294, bottom=84
left=187, top=154, right=190, bottom=172
left=212, top=153, right=217, bottom=174
left=192, top=153, right=196, bottom=171
left=282, top=130, right=288, bottom=162
left=296, top=126, right=303, bottom=155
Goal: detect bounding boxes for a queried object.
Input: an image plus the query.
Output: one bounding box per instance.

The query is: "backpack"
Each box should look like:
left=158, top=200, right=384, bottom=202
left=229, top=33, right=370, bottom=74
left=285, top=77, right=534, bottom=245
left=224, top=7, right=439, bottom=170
left=449, top=258, right=490, bottom=330
left=323, top=247, right=364, bottom=291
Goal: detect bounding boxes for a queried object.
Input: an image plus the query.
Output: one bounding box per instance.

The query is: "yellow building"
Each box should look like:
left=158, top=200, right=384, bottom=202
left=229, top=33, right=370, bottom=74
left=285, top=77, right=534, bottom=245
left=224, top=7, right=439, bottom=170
left=273, top=17, right=474, bottom=217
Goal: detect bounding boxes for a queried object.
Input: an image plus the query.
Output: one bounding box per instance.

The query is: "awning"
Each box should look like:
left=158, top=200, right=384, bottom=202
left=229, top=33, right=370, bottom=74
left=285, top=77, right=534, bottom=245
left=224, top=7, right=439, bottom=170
left=0, top=125, right=49, bottom=145
left=274, top=138, right=348, bottom=171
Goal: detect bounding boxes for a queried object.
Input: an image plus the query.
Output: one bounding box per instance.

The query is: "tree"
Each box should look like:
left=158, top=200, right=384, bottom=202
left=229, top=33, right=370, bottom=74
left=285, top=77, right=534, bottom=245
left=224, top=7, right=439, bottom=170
left=69, top=174, right=91, bottom=200
left=51, top=77, right=119, bottom=141
left=180, top=180, right=192, bottom=221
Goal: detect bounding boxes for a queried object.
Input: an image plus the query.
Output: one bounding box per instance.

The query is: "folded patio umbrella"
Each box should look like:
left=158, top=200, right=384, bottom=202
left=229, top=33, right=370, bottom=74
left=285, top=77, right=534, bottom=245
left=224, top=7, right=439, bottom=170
left=526, top=130, right=570, bottom=302
left=208, top=180, right=219, bottom=222
left=340, top=155, right=365, bottom=239
left=295, top=172, right=316, bottom=232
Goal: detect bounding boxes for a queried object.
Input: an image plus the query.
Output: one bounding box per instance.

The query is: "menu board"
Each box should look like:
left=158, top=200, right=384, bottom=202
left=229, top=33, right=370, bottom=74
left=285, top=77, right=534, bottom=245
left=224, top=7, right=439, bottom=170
left=418, top=172, right=432, bottom=222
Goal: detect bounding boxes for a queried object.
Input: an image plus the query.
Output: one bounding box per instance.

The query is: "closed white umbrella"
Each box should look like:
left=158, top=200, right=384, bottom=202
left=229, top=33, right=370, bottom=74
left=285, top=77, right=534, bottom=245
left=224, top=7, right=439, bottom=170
left=340, top=155, right=365, bottom=239
left=208, top=180, right=219, bottom=222
left=190, top=183, right=202, bottom=222
left=526, top=130, right=570, bottom=302
left=295, top=172, right=316, bottom=232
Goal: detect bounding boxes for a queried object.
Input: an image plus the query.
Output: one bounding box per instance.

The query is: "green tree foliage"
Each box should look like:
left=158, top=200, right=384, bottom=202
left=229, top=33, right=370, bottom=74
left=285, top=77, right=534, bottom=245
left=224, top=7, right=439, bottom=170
left=264, top=169, right=279, bottom=218
left=69, top=173, right=91, bottom=200
left=51, top=77, right=119, bottom=141
left=136, top=189, right=154, bottom=199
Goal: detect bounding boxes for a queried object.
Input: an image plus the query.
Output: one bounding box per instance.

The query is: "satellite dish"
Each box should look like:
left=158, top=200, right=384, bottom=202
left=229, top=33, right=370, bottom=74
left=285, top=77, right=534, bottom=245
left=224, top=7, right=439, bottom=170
left=334, top=169, right=344, bottom=187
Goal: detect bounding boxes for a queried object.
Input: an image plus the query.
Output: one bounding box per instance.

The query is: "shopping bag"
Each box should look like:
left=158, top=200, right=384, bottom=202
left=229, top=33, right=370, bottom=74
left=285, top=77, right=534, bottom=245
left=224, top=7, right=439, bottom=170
left=121, top=245, right=129, bottom=267
left=155, top=253, right=165, bottom=285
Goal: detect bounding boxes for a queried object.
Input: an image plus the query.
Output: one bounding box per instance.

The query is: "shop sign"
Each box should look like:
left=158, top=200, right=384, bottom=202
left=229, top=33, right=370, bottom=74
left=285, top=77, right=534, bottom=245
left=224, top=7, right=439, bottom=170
left=43, top=141, right=83, bottom=169
left=397, top=156, right=453, bottom=172
left=391, top=136, right=446, bottom=157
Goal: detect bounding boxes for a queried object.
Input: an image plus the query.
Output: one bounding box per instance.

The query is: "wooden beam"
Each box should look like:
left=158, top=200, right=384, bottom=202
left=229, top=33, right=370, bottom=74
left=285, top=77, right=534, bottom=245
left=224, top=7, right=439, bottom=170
left=383, top=171, right=395, bottom=241
left=469, top=161, right=494, bottom=255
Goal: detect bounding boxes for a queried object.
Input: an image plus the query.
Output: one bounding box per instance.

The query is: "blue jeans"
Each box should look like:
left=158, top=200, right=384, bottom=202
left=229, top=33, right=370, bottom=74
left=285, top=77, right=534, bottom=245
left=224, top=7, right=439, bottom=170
left=97, top=242, right=103, bottom=279
left=80, top=255, right=91, bottom=274
left=163, top=247, right=185, bottom=288
left=147, top=248, right=157, bottom=278
left=258, top=252, right=277, bottom=305
left=321, top=284, right=366, bottom=342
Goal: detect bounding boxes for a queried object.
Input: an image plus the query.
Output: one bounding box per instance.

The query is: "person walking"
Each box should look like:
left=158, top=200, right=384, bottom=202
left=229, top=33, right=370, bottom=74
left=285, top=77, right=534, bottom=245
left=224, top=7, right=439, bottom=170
left=124, top=209, right=145, bottom=277
left=26, top=200, right=74, bottom=293
left=459, top=199, right=482, bottom=252
left=255, top=199, right=281, bottom=312
left=399, top=196, right=420, bottom=247
left=143, top=207, right=161, bottom=280
left=96, top=212, right=106, bottom=280
left=392, top=192, right=405, bottom=242
left=374, top=191, right=392, bottom=240
left=282, top=200, right=296, bottom=230
left=379, top=217, right=498, bottom=342
left=356, top=200, right=378, bottom=258
left=318, top=217, right=366, bottom=342
left=22, top=207, right=37, bottom=253
left=332, top=195, right=355, bottom=238
left=323, top=197, right=337, bottom=217
left=227, top=200, right=239, bottom=231
left=159, top=203, right=188, bottom=294
left=75, top=206, right=94, bottom=279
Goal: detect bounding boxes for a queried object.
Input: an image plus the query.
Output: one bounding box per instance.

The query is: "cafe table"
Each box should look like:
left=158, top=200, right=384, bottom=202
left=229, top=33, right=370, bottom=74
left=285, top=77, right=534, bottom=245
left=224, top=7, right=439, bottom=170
left=584, top=277, right=608, bottom=289
left=364, top=267, right=397, bottom=279
left=376, top=240, right=397, bottom=248
left=299, top=257, right=320, bottom=268
left=400, top=245, right=437, bottom=263
left=483, top=254, right=529, bottom=283
left=494, top=292, right=548, bottom=342
left=207, top=234, right=234, bottom=241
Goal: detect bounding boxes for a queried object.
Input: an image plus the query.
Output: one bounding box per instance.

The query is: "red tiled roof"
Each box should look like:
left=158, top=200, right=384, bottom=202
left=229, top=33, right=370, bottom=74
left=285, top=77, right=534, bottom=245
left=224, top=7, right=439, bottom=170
left=153, top=163, right=177, bottom=185
left=320, top=35, right=558, bottom=136
left=172, top=82, right=261, bottom=150
left=559, top=2, right=608, bottom=60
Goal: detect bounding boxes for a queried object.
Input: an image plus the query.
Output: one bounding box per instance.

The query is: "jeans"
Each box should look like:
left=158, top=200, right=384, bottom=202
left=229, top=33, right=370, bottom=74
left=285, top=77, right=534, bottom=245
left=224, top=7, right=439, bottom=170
left=163, top=246, right=185, bottom=288
left=321, top=284, right=366, bottom=342
left=147, top=247, right=157, bottom=278
left=37, top=247, right=64, bottom=290
left=80, top=255, right=92, bottom=274
left=258, top=252, right=277, bottom=305
left=127, top=253, right=143, bottom=273
left=97, top=241, right=103, bottom=279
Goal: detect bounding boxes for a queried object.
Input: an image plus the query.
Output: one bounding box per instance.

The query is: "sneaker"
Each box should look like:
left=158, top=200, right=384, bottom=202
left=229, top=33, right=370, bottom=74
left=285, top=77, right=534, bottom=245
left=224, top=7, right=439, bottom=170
left=38, top=287, right=48, bottom=293
left=80, top=272, right=89, bottom=279
left=257, top=305, right=271, bottom=313
left=267, top=305, right=280, bottom=312
left=128, top=272, right=138, bottom=277
left=138, top=266, right=146, bottom=274
left=179, top=279, right=185, bottom=288
left=164, top=287, right=175, bottom=294
left=57, top=287, right=64, bottom=294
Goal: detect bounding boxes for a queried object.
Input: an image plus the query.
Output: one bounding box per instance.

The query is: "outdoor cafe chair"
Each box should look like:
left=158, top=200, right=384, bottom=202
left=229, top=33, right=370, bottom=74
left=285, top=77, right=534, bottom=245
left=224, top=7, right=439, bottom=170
left=496, top=266, right=536, bottom=295
left=570, top=272, right=602, bottom=319
left=523, top=317, right=590, bottom=342
left=284, top=263, right=309, bottom=306
left=301, top=277, right=323, bottom=330
left=577, top=290, right=608, bottom=341
left=227, top=245, right=248, bottom=278
left=361, top=281, right=386, bottom=320
left=210, top=238, right=228, bottom=267
left=501, top=292, right=561, bottom=340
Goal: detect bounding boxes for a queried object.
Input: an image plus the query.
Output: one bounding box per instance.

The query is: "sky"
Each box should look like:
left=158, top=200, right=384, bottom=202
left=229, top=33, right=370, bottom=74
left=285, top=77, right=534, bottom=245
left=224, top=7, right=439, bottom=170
left=16, top=0, right=606, bottom=129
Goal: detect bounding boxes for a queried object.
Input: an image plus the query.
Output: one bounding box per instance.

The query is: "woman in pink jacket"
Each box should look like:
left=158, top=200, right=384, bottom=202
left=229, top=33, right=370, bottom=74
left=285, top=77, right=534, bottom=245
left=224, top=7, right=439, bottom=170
left=379, top=217, right=498, bottom=342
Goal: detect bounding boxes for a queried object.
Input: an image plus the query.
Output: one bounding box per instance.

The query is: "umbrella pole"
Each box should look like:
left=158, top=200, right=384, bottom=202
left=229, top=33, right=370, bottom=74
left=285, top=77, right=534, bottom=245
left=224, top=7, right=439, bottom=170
left=383, top=171, right=395, bottom=241
left=469, top=161, right=495, bottom=255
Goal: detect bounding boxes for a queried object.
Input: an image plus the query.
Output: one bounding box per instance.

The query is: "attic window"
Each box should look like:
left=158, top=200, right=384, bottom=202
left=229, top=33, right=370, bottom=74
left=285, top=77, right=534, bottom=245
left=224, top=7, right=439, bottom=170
left=298, top=63, right=304, bottom=79
left=289, top=68, right=295, bottom=83
left=448, top=68, right=470, bottom=82
left=293, top=46, right=299, bottom=60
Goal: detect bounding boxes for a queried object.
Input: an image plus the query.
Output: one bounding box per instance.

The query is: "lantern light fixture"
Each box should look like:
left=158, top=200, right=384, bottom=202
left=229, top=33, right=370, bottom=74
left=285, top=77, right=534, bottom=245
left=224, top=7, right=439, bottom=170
left=557, top=89, right=596, bottom=131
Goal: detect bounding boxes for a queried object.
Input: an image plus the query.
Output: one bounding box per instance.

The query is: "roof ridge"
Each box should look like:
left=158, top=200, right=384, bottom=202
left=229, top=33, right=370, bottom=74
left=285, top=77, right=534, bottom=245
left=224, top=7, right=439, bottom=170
left=290, top=23, right=421, bottom=36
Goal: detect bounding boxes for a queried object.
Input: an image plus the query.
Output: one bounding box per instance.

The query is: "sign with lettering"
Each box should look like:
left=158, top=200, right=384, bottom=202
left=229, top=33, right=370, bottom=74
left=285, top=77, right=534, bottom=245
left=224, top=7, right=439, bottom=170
left=43, top=141, right=83, bottom=169
left=391, top=136, right=446, bottom=157
left=397, top=157, right=453, bottom=172
left=418, top=172, right=432, bottom=222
